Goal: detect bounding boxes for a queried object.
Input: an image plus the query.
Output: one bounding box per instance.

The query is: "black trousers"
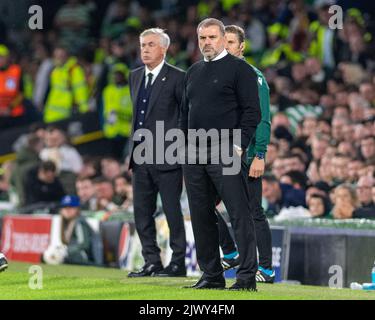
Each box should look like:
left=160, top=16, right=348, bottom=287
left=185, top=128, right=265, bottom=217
left=183, top=159, right=258, bottom=282
left=133, top=164, right=186, bottom=267
left=218, top=176, right=273, bottom=270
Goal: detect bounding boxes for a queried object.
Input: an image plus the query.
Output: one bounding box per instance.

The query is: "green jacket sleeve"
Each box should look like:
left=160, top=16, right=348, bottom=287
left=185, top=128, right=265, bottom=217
left=254, top=81, right=271, bottom=154
left=246, top=74, right=271, bottom=160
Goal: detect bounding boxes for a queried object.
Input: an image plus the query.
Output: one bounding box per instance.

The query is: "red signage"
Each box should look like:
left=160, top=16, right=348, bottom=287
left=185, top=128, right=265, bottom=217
left=0, top=215, right=52, bottom=263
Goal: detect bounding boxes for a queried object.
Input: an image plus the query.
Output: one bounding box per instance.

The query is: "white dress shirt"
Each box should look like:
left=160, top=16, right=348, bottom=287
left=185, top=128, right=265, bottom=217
left=145, top=60, right=165, bottom=87
left=204, top=48, right=228, bottom=62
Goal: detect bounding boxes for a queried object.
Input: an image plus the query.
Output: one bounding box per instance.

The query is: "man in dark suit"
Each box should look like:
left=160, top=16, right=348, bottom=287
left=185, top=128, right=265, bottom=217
left=127, top=28, right=187, bottom=277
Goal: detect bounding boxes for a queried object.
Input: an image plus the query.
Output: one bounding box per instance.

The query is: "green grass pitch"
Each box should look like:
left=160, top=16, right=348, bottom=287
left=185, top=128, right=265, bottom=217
left=0, top=262, right=374, bottom=300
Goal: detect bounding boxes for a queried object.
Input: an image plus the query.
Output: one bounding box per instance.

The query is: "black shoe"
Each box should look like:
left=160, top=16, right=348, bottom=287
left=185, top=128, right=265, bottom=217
left=184, top=276, right=225, bottom=289
left=228, top=279, right=257, bottom=291
left=154, top=263, right=187, bottom=277
left=222, top=254, right=240, bottom=271
left=256, top=267, right=275, bottom=284
left=0, top=253, right=8, bottom=272
left=127, top=263, right=163, bottom=278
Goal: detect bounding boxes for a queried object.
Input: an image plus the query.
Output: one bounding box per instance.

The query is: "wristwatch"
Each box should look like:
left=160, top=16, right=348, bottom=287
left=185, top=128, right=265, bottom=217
left=255, top=152, right=265, bottom=160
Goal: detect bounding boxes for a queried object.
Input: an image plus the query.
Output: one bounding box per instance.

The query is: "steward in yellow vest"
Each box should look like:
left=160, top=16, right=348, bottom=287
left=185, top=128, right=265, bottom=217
left=102, top=63, right=132, bottom=159
left=102, top=63, right=132, bottom=139
left=44, top=47, right=89, bottom=123
left=260, top=23, right=304, bottom=68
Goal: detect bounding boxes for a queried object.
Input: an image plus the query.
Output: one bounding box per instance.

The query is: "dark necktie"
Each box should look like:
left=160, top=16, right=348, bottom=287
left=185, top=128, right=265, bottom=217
left=146, top=73, right=153, bottom=90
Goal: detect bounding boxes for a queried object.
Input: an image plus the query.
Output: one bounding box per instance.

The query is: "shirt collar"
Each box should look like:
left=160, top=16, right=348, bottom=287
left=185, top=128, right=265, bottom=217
left=145, top=60, right=165, bottom=79
left=204, top=48, right=228, bottom=62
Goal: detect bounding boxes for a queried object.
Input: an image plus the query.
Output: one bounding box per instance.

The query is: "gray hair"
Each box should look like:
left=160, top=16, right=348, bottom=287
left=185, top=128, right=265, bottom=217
left=140, top=28, right=170, bottom=48
left=197, top=18, right=225, bottom=36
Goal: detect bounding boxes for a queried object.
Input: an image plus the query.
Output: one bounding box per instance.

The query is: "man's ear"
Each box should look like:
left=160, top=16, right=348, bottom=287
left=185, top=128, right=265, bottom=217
left=240, top=42, right=245, bottom=54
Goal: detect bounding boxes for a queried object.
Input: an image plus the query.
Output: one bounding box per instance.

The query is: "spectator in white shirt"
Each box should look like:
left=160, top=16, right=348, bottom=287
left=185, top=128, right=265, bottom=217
left=40, top=125, right=83, bottom=194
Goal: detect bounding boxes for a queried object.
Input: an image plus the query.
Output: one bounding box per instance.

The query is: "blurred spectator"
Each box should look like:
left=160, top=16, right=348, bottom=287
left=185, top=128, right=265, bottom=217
left=360, top=135, right=375, bottom=164
left=353, top=176, right=375, bottom=219
left=59, top=195, right=94, bottom=265
left=265, top=141, right=279, bottom=171
left=76, top=177, right=97, bottom=210
left=40, top=125, right=83, bottom=194
left=347, top=158, right=365, bottom=183
left=306, top=181, right=331, bottom=202
left=283, top=153, right=306, bottom=173
left=43, top=46, right=89, bottom=123
left=0, top=44, right=26, bottom=129
left=330, top=153, right=350, bottom=186
left=359, top=81, right=374, bottom=105
left=100, top=157, right=122, bottom=180
left=242, top=11, right=266, bottom=54
left=96, top=39, right=130, bottom=103
left=43, top=195, right=94, bottom=265
left=79, top=156, right=101, bottom=179
left=0, top=169, right=10, bottom=202
left=330, top=184, right=358, bottom=219
left=102, top=64, right=132, bottom=160
left=310, top=133, right=329, bottom=159
left=167, top=40, right=189, bottom=70
left=12, top=122, right=46, bottom=153
left=260, top=21, right=303, bottom=69
left=113, top=172, right=133, bottom=211
left=101, top=0, right=134, bottom=39
left=262, top=174, right=306, bottom=216
left=33, top=41, right=54, bottom=111
left=308, top=1, right=339, bottom=70
left=307, top=193, right=330, bottom=218
left=11, top=134, right=44, bottom=207
left=331, top=116, right=349, bottom=143
left=24, top=161, right=65, bottom=207
left=273, top=126, right=294, bottom=153
left=54, top=0, right=94, bottom=54
left=93, top=177, right=119, bottom=211
left=280, top=170, right=308, bottom=190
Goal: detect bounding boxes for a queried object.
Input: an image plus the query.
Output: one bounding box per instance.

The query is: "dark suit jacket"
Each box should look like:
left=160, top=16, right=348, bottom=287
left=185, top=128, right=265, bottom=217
left=128, top=62, right=185, bottom=170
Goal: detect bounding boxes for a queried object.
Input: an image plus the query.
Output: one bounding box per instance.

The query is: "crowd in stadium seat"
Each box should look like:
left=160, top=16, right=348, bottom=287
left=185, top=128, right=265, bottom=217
left=0, top=0, right=374, bottom=221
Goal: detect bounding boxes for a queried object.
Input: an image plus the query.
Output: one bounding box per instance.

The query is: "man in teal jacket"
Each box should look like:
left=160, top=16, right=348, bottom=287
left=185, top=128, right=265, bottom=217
left=217, top=25, right=274, bottom=283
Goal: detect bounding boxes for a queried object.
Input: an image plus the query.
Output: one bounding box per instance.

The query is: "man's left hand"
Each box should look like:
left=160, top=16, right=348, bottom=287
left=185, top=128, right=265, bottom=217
left=249, top=157, right=265, bottom=178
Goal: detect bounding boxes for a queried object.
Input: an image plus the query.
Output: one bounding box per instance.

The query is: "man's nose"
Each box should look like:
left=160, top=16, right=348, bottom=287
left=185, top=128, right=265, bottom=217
left=204, top=39, right=212, bottom=45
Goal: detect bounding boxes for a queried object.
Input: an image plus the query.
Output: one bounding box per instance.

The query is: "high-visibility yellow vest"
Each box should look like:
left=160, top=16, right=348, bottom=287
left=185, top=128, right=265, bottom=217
left=221, top=0, right=242, bottom=12
left=44, top=57, right=89, bottom=123
left=260, top=43, right=303, bottom=68
left=308, top=21, right=326, bottom=61
left=197, top=1, right=211, bottom=19
left=23, top=73, right=33, bottom=100
left=102, top=84, right=132, bottom=138
left=267, top=23, right=289, bottom=39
